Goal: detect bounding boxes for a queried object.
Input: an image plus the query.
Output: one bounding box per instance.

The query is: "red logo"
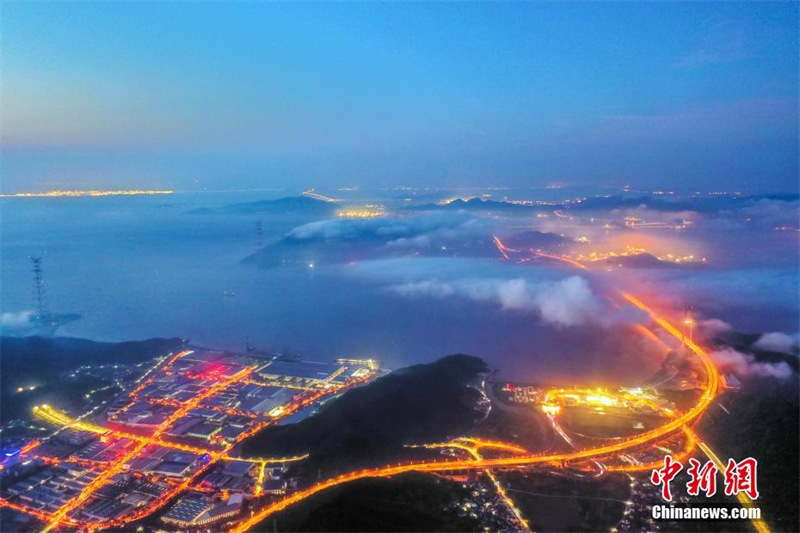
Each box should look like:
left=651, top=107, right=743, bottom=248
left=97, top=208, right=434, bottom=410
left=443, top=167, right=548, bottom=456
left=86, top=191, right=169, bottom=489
left=724, top=458, right=759, bottom=500
left=686, top=458, right=718, bottom=497
left=650, top=456, right=759, bottom=501
left=650, top=455, right=683, bottom=501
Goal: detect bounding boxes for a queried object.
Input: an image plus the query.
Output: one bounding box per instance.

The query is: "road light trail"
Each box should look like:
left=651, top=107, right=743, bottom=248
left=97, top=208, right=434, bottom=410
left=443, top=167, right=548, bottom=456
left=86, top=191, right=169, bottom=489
left=493, top=235, right=514, bottom=259
left=42, top=441, right=149, bottom=532
left=532, top=250, right=588, bottom=270
left=12, top=296, right=763, bottom=533
left=0, top=498, right=75, bottom=525
left=76, top=374, right=375, bottom=531
left=455, top=437, right=530, bottom=455
left=33, top=406, right=310, bottom=467
left=230, top=294, right=723, bottom=533
left=456, top=441, right=531, bottom=532
left=607, top=427, right=696, bottom=473
left=694, top=434, right=770, bottom=533
left=42, top=366, right=255, bottom=532
left=302, top=190, right=342, bottom=203
left=626, top=302, right=768, bottom=533
left=114, top=350, right=194, bottom=419
left=10, top=354, right=376, bottom=532
left=84, top=378, right=372, bottom=531
left=35, top=404, right=220, bottom=455
left=634, top=324, right=672, bottom=353
left=394, top=439, right=533, bottom=531
left=253, top=461, right=267, bottom=497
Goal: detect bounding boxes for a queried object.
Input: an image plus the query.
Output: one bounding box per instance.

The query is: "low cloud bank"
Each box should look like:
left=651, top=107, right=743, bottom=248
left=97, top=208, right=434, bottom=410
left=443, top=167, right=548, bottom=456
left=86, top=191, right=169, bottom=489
left=349, top=257, right=632, bottom=328
left=0, top=310, right=35, bottom=328
left=710, top=347, right=794, bottom=379
left=392, top=275, right=603, bottom=327
left=697, top=318, right=733, bottom=336
left=753, top=332, right=800, bottom=354
left=286, top=212, right=489, bottom=246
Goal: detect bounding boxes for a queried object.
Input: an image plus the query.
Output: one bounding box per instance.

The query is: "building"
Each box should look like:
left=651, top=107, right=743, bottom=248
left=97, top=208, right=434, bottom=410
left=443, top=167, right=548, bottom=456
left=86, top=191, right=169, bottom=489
left=162, top=494, right=243, bottom=528
left=187, top=423, right=222, bottom=441
left=162, top=496, right=212, bottom=527
left=262, top=478, right=287, bottom=495
left=257, top=359, right=345, bottom=387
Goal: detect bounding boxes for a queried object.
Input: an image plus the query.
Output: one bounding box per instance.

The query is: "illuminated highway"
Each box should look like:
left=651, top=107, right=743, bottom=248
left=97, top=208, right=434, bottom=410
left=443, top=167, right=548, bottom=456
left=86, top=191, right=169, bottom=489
left=3, top=296, right=768, bottom=533
left=532, top=249, right=588, bottom=270
left=492, top=235, right=514, bottom=259
left=411, top=438, right=531, bottom=530
left=229, top=295, right=741, bottom=533
left=302, top=190, right=343, bottom=203
left=10, top=354, right=376, bottom=532
left=40, top=366, right=256, bottom=531
left=492, top=229, right=703, bottom=269
left=695, top=435, right=770, bottom=533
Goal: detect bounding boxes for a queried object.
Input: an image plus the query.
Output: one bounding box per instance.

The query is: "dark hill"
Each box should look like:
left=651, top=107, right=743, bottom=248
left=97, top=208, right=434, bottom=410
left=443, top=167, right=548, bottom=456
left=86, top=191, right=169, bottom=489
left=1, top=336, right=183, bottom=382
left=1, top=336, right=183, bottom=425
left=186, top=196, right=338, bottom=216
left=253, top=473, right=482, bottom=532
left=408, top=198, right=546, bottom=213
left=240, top=354, right=489, bottom=475
left=566, top=193, right=800, bottom=213
left=504, top=230, right=568, bottom=249
left=697, top=378, right=799, bottom=531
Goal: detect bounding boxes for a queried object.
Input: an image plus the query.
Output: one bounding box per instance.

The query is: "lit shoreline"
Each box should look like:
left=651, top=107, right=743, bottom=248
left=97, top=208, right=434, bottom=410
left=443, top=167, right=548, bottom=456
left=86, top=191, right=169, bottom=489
left=0, top=189, right=174, bottom=198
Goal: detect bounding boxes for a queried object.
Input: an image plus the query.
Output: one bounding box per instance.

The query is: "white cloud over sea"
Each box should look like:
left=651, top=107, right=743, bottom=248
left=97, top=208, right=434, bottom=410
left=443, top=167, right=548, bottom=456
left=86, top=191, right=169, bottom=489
left=346, top=257, right=636, bottom=328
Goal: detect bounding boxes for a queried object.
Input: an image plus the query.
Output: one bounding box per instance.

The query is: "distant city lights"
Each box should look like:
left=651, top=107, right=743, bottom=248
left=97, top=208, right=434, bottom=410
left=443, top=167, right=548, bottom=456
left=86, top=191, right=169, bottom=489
left=337, top=207, right=386, bottom=219
left=0, top=189, right=174, bottom=198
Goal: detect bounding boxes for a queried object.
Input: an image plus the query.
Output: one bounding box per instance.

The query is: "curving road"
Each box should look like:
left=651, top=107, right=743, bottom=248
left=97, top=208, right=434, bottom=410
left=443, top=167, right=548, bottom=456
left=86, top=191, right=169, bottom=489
left=230, top=293, right=734, bottom=533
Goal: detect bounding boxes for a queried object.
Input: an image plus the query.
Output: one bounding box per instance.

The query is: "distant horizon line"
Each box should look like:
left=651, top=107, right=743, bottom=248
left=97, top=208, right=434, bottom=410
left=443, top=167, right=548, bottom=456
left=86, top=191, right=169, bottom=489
left=1, top=185, right=797, bottom=199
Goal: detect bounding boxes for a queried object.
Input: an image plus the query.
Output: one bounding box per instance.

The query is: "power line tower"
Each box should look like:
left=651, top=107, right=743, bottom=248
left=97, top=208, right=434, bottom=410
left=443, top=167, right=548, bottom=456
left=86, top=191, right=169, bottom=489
left=255, top=220, right=264, bottom=249
left=31, top=255, right=48, bottom=319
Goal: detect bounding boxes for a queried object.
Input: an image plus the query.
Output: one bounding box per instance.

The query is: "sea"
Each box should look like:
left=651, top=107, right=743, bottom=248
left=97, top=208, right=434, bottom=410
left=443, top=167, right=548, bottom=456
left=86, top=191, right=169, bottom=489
left=1, top=190, right=796, bottom=384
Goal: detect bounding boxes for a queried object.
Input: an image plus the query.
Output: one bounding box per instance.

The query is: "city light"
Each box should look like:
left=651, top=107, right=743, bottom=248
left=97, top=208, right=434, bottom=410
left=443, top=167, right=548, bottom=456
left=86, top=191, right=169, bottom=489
left=231, top=294, right=732, bottom=533
left=5, top=296, right=764, bottom=533
left=0, top=189, right=174, bottom=198
left=9, top=352, right=378, bottom=532
left=302, top=190, right=343, bottom=203
left=337, top=208, right=386, bottom=219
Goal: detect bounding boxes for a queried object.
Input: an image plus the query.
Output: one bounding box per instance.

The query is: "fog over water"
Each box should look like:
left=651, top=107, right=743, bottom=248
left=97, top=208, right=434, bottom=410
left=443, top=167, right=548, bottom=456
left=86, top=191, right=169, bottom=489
left=1, top=189, right=797, bottom=383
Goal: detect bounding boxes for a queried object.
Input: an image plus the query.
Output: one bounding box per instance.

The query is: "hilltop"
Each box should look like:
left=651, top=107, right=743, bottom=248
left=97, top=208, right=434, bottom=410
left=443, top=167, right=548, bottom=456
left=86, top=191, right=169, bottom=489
left=240, top=354, right=489, bottom=475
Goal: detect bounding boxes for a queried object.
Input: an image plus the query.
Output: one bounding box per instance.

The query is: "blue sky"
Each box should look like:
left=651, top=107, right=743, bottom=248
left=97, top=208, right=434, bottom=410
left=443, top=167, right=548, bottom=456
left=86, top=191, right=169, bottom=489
left=1, top=1, right=798, bottom=193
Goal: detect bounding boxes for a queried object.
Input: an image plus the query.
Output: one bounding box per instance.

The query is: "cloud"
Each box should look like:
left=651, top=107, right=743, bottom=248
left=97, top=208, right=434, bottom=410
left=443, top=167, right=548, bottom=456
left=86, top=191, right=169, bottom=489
left=753, top=332, right=799, bottom=354
left=710, top=347, right=794, bottom=379
left=357, top=254, right=612, bottom=327
left=392, top=275, right=602, bottom=326
left=738, top=199, right=800, bottom=229
left=285, top=212, right=489, bottom=245
left=697, top=318, right=733, bottom=336
left=0, top=310, right=35, bottom=328
left=614, top=267, right=799, bottom=329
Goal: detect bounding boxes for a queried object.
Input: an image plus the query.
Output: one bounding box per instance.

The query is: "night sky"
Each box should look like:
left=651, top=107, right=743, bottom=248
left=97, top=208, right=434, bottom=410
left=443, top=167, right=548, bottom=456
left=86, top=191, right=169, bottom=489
left=1, top=2, right=798, bottom=193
